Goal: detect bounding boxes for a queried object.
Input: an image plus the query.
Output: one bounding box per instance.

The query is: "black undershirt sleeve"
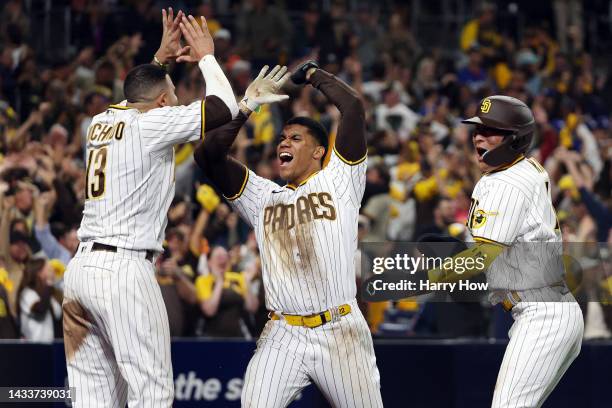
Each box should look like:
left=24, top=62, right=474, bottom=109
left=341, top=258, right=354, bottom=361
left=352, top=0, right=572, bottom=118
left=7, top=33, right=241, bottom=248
left=194, top=112, right=249, bottom=198
left=308, top=70, right=367, bottom=162
left=203, top=96, right=233, bottom=132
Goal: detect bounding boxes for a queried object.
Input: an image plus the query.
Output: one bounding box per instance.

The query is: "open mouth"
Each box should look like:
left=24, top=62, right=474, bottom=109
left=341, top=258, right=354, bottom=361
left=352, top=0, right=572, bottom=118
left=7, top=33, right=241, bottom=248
left=279, top=152, right=294, bottom=166
left=476, top=147, right=488, bottom=159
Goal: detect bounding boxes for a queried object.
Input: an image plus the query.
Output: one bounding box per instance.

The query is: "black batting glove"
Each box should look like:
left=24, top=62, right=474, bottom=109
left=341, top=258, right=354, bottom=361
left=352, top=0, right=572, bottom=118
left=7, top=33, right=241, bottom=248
left=290, top=60, right=319, bottom=85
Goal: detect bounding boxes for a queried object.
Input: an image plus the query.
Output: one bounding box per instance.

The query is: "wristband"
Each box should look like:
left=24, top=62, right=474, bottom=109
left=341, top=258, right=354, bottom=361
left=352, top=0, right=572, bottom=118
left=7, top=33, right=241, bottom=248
left=240, top=97, right=260, bottom=113
left=199, top=55, right=239, bottom=118
left=153, top=55, right=168, bottom=71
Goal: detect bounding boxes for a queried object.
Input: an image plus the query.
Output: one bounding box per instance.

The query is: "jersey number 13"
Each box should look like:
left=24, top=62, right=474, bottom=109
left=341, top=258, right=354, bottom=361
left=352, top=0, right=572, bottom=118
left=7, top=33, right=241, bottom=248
left=85, top=147, right=107, bottom=199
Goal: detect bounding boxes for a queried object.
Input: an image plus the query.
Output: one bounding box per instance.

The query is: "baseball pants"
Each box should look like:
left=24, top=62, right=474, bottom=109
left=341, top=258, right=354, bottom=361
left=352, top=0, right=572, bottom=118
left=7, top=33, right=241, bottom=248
left=63, top=242, right=173, bottom=407
left=492, top=292, right=584, bottom=408
left=241, top=299, right=383, bottom=408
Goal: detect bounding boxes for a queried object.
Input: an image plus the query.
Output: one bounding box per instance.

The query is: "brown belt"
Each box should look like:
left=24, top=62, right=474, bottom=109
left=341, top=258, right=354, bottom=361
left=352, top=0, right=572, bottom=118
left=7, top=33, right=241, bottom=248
left=91, top=242, right=155, bottom=262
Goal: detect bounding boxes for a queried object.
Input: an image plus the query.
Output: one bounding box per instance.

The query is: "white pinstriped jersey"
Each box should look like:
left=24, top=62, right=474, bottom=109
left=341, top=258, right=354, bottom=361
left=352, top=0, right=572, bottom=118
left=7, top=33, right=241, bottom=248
left=77, top=100, right=205, bottom=252
left=229, top=148, right=366, bottom=315
left=467, top=155, right=564, bottom=290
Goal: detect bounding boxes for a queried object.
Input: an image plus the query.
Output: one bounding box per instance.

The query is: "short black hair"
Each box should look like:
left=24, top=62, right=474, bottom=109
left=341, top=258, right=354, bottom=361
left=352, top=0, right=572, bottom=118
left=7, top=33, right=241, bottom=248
left=285, top=116, right=328, bottom=152
left=124, top=64, right=168, bottom=103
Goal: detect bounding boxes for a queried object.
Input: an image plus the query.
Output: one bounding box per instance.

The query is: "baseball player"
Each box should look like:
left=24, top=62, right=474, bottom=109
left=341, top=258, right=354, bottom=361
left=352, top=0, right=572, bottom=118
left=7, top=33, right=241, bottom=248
left=194, top=61, right=383, bottom=407
left=404, top=96, right=583, bottom=407
left=62, top=11, right=238, bottom=407
left=419, top=96, right=583, bottom=407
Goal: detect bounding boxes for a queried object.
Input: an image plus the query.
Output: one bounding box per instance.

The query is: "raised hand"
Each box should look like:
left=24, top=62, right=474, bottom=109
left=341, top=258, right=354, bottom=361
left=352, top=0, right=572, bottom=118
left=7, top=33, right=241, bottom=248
left=241, top=65, right=291, bottom=112
left=34, top=190, right=56, bottom=225
left=155, top=8, right=185, bottom=64
left=176, top=15, right=214, bottom=63
left=290, top=60, right=319, bottom=85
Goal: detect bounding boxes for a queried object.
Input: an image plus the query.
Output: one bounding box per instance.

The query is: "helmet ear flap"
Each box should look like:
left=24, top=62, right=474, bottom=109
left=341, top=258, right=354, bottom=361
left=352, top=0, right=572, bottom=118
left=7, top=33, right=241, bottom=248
left=483, top=130, right=533, bottom=167
left=508, top=133, right=520, bottom=150
left=511, top=131, right=533, bottom=152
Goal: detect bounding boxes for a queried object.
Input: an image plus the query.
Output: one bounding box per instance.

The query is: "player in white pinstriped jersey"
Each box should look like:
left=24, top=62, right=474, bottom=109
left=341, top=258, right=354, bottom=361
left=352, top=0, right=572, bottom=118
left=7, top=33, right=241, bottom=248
left=62, top=11, right=239, bottom=407
left=462, top=96, right=583, bottom=407
left=194, top=61, right=383, bottom=407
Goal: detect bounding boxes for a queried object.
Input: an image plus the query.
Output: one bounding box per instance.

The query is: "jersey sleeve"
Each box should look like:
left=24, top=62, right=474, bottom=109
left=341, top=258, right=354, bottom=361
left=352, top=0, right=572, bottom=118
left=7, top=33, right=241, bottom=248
left=468, top=180, right=528, bottom=245
left=323, top=146, right=367, bottom=207
left=139, top=99, right=205, bottom=152
left=225, top=167, right=278, bottom=228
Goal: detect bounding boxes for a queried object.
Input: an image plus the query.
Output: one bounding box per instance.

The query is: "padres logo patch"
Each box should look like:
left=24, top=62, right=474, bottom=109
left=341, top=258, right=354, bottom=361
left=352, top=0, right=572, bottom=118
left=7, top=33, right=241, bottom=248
left=470, top=209, right=498, bottom=229
left=480, top=98, right=492, bottom=113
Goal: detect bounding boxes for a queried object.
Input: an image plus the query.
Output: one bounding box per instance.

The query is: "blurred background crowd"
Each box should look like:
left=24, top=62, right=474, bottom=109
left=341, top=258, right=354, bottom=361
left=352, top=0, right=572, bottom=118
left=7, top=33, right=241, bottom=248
left=0, top=0, right=610, bottom=343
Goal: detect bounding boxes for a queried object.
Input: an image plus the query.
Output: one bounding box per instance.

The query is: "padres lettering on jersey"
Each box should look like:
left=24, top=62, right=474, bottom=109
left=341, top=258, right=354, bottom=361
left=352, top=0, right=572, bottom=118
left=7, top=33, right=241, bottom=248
left=467, top=155, right=563, bottom=290
left=78, top=100, right=205, bottom=251
left=229, top=148, right=366, bottom=314
left=262, top=192, right=337, bottom=233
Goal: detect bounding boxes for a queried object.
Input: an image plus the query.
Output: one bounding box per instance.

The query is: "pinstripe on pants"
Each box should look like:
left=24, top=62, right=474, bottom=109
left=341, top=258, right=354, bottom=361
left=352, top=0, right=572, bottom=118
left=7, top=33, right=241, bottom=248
left=492, top=294, right=584, bottom=408
left=63, top=244, right=173, bottom=407
left=241, top=300, right=383, bottom=408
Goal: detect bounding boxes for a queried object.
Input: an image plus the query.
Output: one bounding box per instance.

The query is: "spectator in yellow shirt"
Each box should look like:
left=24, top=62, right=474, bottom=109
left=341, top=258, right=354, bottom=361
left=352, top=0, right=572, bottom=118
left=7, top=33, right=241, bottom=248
left=196, top=246, right=259, bottom=338
left=460, top=3, right=502, bottom=59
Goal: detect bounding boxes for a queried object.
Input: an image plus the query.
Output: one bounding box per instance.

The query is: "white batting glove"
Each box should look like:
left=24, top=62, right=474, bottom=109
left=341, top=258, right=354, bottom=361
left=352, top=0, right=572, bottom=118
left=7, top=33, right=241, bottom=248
left=240, top=65, right=290, bottom=112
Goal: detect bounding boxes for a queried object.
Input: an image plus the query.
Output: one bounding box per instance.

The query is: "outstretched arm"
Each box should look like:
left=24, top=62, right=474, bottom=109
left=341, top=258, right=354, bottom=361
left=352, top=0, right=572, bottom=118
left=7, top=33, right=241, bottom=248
left=194, top=113, right=250, bottom=198
left=141, top=14, right=240, bottom=152
left=153, top=9, right=238, bottom=130
left=295, top=62, right=367, bottom=162
left=194, top=65, right=290, bottom=198
left=177, top=14, right=239, bottom=124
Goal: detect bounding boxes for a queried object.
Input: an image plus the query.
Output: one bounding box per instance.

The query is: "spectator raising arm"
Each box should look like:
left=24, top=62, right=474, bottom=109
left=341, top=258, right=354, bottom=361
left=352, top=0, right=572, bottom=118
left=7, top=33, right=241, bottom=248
left=0, top=193, right=15, bottom=269
left=560, top=149, right=612, bottom=242
left=160, top=257, right=198, bottom=305
left=189, top=201, right=211, bottom=257
left=200, top=267, right=225, bottom=317
left=33, top=191, right=71, bottom=266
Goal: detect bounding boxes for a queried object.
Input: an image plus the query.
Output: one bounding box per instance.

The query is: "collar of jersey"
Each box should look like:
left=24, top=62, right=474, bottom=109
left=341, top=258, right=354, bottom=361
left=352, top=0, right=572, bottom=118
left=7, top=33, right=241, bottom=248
left=484, top=155, right=525, bottom=175
left=108, top=104, right=136, bottom=110
left=285, top=171, right=321, bottom=190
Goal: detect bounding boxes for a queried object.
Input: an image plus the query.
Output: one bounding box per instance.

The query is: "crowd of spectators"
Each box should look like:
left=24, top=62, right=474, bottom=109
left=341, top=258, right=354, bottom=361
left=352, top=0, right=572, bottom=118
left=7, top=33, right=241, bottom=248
left=0, top=0, right=610, bottom=342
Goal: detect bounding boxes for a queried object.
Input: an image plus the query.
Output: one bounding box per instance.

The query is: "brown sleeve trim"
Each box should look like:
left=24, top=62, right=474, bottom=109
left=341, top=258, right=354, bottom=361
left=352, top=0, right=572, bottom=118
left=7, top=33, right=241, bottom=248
left=224, top=165, right=249, bottom=201
left=333, top=145, right=367, bottom=166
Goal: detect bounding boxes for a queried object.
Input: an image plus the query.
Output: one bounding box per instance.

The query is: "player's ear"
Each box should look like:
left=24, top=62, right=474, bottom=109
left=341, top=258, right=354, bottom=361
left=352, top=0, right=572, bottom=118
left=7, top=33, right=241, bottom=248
left=312, top=145, right=325, bottom=161
left=156, top=91, right=169, bottom=108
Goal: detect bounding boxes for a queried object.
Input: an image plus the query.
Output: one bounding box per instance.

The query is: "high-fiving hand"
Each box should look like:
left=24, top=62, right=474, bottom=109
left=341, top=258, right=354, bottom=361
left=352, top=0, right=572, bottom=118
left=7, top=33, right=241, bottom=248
left=176, top=15, right=215, bottom=63
left=241, top=65, right=290, bottom=112
left=155, top=8, right=185, bottom=64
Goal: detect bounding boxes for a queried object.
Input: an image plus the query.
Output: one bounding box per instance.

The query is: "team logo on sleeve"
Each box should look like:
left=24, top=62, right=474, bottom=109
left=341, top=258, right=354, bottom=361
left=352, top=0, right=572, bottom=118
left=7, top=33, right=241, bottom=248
left=480, top=98, right=492, bottom=113
left=470, top=209, right=498, bottom=229
left=467, top=199, right=499, bottom=230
